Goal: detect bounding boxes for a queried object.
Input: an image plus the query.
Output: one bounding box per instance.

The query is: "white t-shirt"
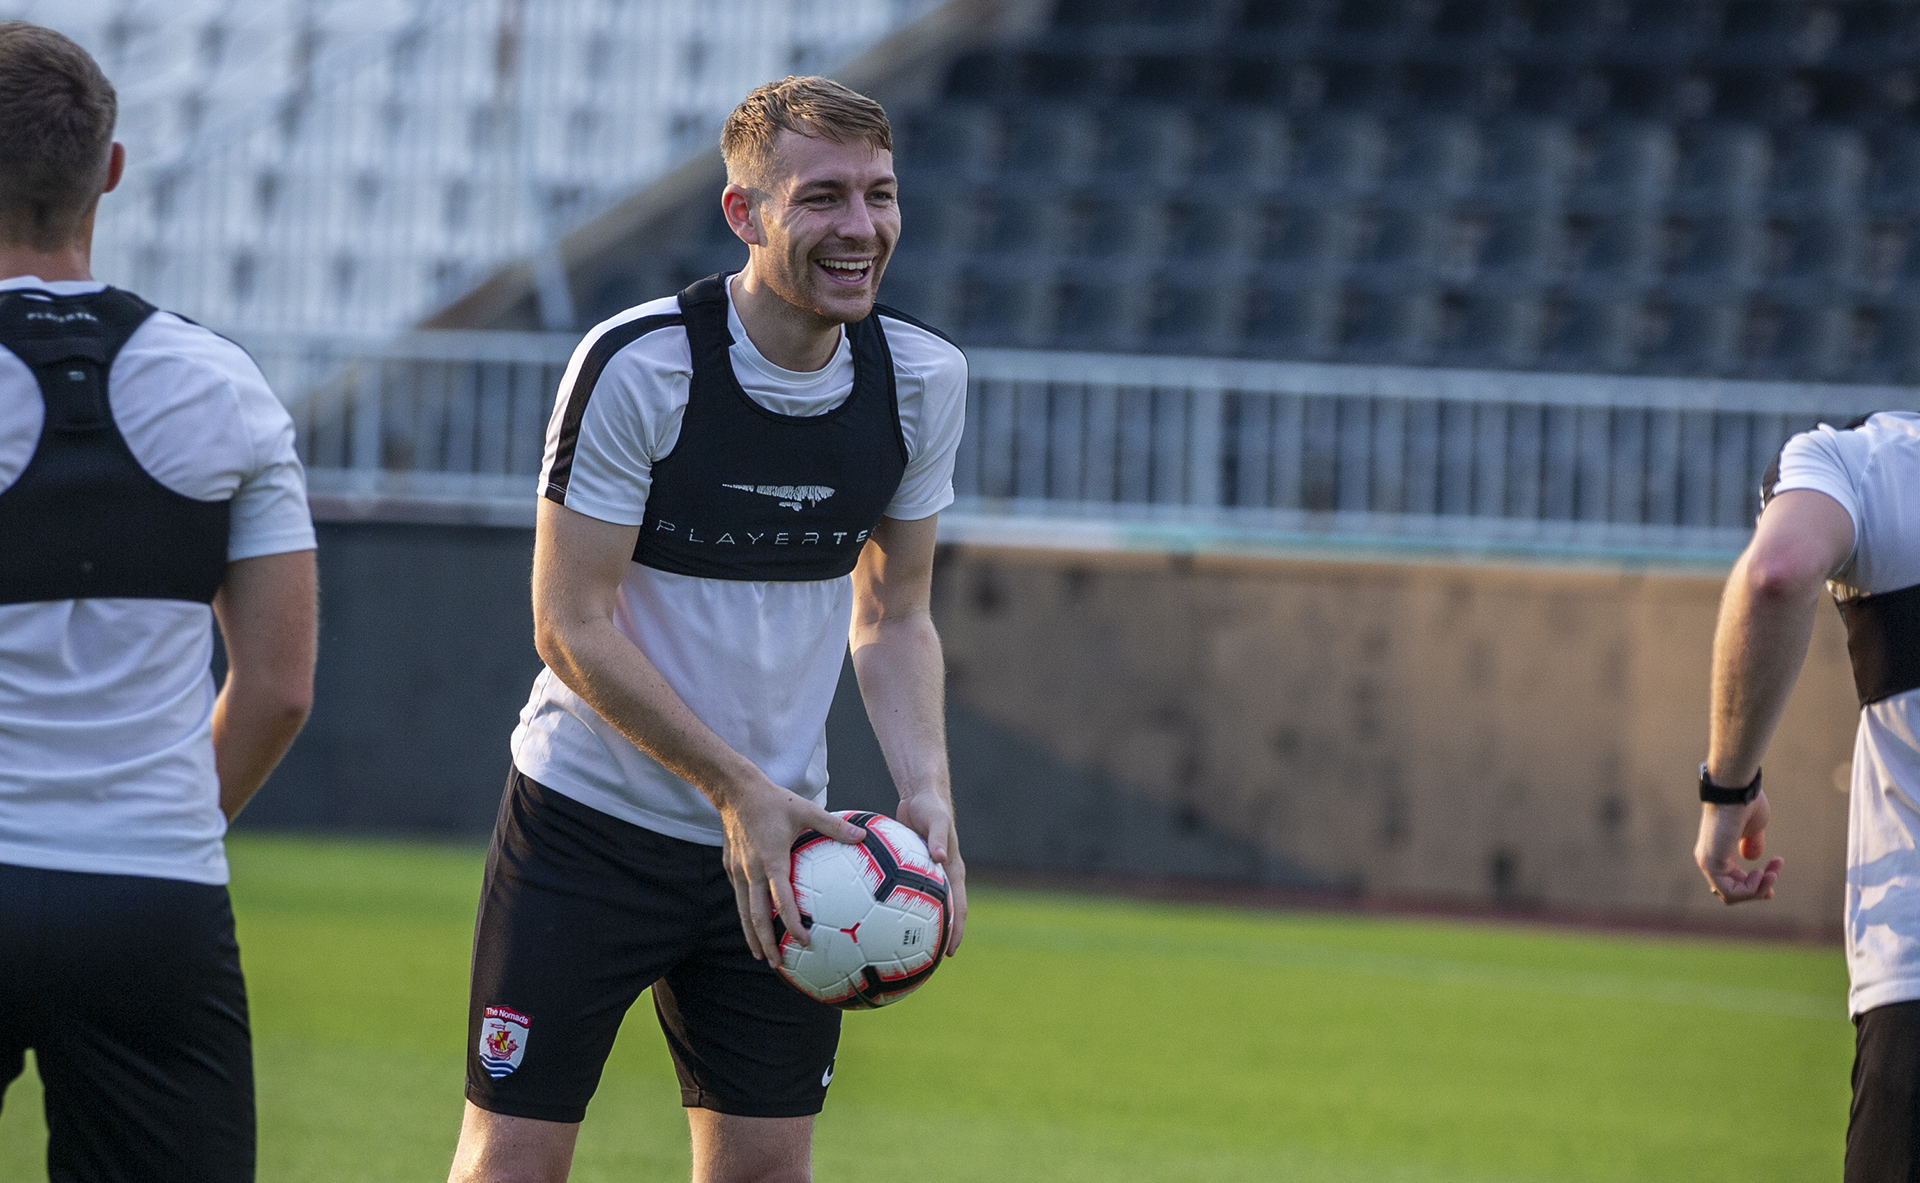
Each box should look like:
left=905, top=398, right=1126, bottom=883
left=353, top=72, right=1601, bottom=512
left=510, top=282, right=967, bottom=844
left=1771, top=410, right=1920, bottom=1016
left=0, top=276, right=316, bottom=886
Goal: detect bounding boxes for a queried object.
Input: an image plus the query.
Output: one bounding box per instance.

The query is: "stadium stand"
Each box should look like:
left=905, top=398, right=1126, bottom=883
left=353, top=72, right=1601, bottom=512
left=563, top=0, right=1920, bottom=385
left=3, top=0, right=939, bottom=369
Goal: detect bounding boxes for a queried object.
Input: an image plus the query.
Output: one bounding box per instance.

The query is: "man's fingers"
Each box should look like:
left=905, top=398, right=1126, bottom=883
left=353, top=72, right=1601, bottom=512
left=920, top=810, right=952, bottom=863
left=932, top=821, right=965, bottom=955
left=1713, top=865, right=1766, bottom=904
left=748, top=875, right=780, bottom=959
left=808, top=804, right=866, bottom=845
left=1725, top=857, right=1785, bottom=903
left=945, top=867, right=967, bottom=956
left=769, top=860, right=808, bottom=951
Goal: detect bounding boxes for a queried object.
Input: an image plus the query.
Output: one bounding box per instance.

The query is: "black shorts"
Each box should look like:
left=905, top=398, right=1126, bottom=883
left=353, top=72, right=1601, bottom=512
left=0, top=861, right=254, bottom=1183
left=1851, top=998, right=1920, bottom=1182
left=465, top=767, right=842, bottom=1123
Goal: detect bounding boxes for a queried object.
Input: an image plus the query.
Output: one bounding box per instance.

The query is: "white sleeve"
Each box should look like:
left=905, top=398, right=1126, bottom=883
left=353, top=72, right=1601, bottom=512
left=106, top=317, right=313, bottom=560
left=884, top=334, right=967, bottom=522
left=1771, top=425, right=1861, bottom=538
left=221, top=348, right=316, bottom=562
left=537, top=305, right=690, bottom=528
left=226, top=368, right=316, bottom=564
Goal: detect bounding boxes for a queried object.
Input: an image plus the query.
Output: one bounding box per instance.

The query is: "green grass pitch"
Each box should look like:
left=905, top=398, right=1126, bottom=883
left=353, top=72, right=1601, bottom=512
left=0, top=835, right=1849, bottom=1181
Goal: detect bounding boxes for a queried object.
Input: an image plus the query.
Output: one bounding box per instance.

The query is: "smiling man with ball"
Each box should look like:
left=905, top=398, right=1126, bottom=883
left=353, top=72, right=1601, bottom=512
left=447, top=77, right=968, bottom=1183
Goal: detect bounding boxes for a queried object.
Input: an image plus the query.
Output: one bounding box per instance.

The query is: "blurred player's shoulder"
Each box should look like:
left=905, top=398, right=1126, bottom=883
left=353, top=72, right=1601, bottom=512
left=1786, top=410, right=1920, bottom=478
left=1845, top=410, right=1920, bottom=445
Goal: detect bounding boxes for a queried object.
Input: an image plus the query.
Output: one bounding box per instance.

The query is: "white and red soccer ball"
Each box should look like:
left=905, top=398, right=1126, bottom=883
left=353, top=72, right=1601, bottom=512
left=774, top=811, right=951, bottom=1009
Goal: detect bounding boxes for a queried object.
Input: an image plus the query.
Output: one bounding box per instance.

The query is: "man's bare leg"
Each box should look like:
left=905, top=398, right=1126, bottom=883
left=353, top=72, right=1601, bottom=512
left=448, top=1103, right=578, bottom=1183
left=689, top=1110, right=814, bottom=1183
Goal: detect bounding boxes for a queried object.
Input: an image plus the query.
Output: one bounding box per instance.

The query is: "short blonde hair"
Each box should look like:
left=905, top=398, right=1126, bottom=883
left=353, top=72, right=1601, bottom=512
left=720, top=75, right=892, bottom=190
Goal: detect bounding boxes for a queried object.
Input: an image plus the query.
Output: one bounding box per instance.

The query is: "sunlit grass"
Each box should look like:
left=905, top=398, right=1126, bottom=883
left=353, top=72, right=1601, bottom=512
left=0, top=835, right=1849, bottom=1181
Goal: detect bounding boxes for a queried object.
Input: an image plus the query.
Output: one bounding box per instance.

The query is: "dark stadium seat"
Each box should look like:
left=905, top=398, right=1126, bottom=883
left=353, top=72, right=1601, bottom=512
left=1056, top=0, right=1209, bottom=28
left=1142, top=275, right=1226, bottom=352
left=1000, top=106, right=1076, bottom=176
left=1238, top=2, right=1323, bottom=34
left=1241, top=282, right=1334, bottom=356
left=1256, top=204, right=1334, bottom=266
left=1431, top=0, right=1501, bottom=40
left=1052, top=275, right=1134, bottom=352
left=1095, top=105, right=1197, bottom=179
left=1865, top=131, right=1920, bottom=213
left=955, top=270, right=1035, bottom=343
left=1189, top=107, right=1290, bottom=180
left=897, top=106, right=999, bottom=175
left=1469, top=211, right=1537, bottom=279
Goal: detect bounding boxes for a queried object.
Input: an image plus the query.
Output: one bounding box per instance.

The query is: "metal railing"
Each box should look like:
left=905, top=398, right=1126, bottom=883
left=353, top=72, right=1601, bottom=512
left=293, top=331, right=1918, bottom=560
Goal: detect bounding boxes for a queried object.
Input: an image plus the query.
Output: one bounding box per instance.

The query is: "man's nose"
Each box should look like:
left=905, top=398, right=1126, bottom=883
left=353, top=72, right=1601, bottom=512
left=837, top=198, right=878, bottom=241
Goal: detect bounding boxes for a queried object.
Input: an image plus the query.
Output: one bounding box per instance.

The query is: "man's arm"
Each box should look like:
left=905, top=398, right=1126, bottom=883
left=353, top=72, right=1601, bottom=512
left=1695, top=488, right=1856, bottom=903
left=531, top=498, right=864, bottom=960
left=212, top=549, right=318, bottom=820
left=849, top=513, right=966, bottom=955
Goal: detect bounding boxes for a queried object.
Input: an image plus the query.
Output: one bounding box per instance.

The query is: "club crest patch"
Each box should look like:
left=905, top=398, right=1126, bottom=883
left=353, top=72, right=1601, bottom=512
left=478, top=1006, right=530, bottom=1078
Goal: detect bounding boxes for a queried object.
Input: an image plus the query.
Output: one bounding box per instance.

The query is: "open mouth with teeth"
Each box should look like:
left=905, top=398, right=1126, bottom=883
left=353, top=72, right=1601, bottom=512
left=816, top=258, right=873, bottom=285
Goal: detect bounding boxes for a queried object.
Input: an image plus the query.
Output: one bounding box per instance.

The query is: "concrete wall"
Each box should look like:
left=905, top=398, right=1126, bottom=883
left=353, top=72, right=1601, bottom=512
left=240, top=523, right=545, bottom=833
left=249, top=523, right=1856, bottom=934
left=926, top=545, right=1856, bottom=934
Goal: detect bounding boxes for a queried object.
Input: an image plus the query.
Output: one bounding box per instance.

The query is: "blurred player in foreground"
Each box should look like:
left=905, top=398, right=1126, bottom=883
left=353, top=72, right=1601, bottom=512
left=1695, top=410, right=1920, bottom=1181
left=448, top=76, right=967, bottom=1183
left=0, top=22, right=318, bottom=1182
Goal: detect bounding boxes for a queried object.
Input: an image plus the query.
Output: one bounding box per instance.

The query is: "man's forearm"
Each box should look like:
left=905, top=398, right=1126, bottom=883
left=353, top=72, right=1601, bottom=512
left=1705, top=553, right=1827, bottom=786
left=213, top=682, right=310, bottom=820
left=540, top=615, right=766, bottom=806
left=850, top=612, right=950, bottom=802
left=211, top=550, right=317, bottom=821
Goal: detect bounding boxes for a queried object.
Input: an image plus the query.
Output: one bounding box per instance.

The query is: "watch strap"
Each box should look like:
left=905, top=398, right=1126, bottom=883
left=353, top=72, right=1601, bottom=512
left=1699, top=763, right=1762, bottom=806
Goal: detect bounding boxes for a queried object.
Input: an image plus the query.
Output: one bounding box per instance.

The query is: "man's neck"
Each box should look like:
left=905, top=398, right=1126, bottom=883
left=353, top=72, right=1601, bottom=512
left=728, top=270, right=842, bottom=373
left=0, top=240, right=93, bottom=284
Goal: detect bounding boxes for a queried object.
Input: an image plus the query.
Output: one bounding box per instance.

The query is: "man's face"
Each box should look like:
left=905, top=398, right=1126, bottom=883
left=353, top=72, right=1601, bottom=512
left=738, top=130, right=899, bottom=324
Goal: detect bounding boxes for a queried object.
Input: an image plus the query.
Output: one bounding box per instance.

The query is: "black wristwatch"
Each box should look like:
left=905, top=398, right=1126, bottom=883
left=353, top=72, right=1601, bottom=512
left=1699, top=764, right=1762, bottom=806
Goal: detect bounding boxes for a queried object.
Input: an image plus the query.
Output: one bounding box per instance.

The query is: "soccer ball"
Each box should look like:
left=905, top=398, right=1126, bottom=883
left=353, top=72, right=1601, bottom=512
left=774, top=811, right=951, bottom=1009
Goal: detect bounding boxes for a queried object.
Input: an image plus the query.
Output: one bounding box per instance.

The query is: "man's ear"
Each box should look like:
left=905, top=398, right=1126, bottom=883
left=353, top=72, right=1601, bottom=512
left=722, top=184, right=762, bottom=247
left=103, top=142, right=125, bottom=195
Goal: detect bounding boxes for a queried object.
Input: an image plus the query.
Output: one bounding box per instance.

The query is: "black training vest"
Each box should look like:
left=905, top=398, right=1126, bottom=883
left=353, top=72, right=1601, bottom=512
left=1840, top=585, right=1920, bottom=707
left=0, top=286, right=231, bottom=605
left=630, top=274, right=911, bottom=581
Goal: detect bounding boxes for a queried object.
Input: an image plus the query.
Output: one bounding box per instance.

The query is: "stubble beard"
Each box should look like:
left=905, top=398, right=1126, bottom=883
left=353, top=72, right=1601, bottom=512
left=756, top=237, right=887, bottom=327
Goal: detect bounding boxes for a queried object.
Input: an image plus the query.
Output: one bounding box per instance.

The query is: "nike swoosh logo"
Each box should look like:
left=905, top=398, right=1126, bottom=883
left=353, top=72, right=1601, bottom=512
left=722, top=484, right=836, bottom=511
left=821, top=1060, right=835, bottom=1086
